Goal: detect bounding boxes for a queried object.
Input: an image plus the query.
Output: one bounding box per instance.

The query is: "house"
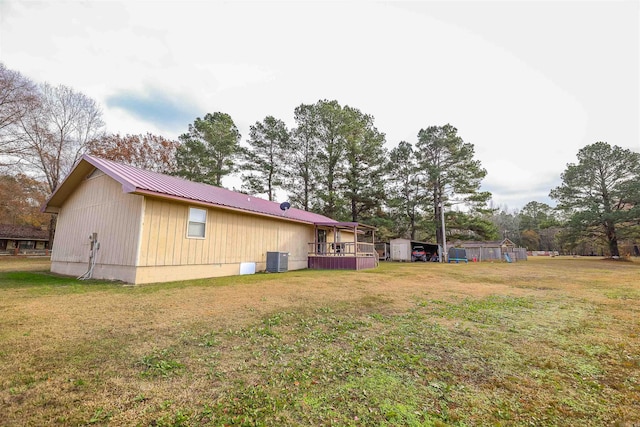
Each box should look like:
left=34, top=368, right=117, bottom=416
left=0, top=224, right=50, bottom=254
left=42, top=155, right=377, bottom=284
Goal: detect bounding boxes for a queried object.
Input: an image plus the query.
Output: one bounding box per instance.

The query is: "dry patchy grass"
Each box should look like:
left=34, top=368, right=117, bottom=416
left=0, top=256, right=638, bottom=426
left=0, top=256, right=51, bottom=272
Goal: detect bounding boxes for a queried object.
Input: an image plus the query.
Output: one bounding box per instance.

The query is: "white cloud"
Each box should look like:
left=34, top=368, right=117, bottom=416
left=1, top=0, right=637, bottom=210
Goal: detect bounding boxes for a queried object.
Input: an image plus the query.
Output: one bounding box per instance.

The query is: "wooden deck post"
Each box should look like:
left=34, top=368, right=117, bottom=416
left=353, top=224, right=358, bottom=255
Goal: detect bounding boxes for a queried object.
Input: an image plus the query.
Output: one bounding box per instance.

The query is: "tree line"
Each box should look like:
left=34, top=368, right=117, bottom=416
left=1, top=62, right=638, bottom=256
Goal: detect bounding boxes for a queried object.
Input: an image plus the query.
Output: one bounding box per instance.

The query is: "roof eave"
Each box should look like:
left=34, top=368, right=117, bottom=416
left=313, top=221, right=377, bottom=231
left=1, top=237, right=49, bottom=241
left=133, top=189, right=317, bottom=225
left=42, top=155, right=139, bottom=213
left=42, top=158, right=95, bottom=212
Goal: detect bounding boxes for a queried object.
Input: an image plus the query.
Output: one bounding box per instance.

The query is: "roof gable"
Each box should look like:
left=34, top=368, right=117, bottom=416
left=43, top=155, right=337, bottom=225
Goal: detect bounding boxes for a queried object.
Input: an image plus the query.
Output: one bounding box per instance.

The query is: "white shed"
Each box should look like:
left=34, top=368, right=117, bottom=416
left=390, top=238, right=412, bottom=261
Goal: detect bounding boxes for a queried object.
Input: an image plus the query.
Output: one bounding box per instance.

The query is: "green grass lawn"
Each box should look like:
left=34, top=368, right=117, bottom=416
left=0, top=257, right=638, bottom=426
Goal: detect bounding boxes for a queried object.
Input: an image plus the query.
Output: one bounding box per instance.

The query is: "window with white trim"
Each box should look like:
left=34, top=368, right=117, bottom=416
left=187, top=207, right=207, bottom=238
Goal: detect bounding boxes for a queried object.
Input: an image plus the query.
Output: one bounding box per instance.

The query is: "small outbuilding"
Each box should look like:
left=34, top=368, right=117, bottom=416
left=375, top=242, right=390, bottom=260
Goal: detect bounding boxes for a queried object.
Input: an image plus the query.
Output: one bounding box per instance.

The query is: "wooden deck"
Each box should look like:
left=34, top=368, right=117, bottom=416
left=307, top=241, right=377, bottom=270
left=308, top=255, right=377, bottom=270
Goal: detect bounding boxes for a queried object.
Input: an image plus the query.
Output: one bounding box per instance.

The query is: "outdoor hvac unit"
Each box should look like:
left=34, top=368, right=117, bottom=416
left=266, top=252, right=289, bottom=273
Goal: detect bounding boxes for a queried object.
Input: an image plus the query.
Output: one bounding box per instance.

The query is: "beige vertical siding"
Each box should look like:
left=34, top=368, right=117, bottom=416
left=51, top=172, right=143, bottom=267
left=138, top=197, right=315, bottom=269
left=52, top=173, right=318, bottom=283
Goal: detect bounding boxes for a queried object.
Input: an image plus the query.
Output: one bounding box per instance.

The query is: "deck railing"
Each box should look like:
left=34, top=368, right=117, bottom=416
left=308, top=242, right=376, bottom=257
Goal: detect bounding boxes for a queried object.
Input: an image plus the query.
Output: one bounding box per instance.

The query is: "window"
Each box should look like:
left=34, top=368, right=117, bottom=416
left=187, top=207, right=207, bottom=238
left=18, top=240, right=35, bottom=249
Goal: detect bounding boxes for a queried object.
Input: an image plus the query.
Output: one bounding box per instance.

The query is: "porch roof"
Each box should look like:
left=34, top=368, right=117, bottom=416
left=0, top=224, right=49, bottom=241
left=313, top=221, right=377, bottom=231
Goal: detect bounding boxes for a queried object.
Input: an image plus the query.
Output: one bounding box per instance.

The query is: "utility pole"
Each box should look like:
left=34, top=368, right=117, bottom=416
left=440, top=200, right=447, bottom=263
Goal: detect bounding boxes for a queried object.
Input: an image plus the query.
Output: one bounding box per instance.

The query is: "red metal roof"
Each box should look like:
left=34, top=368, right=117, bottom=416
left=75, top=155, right=337, bottom=225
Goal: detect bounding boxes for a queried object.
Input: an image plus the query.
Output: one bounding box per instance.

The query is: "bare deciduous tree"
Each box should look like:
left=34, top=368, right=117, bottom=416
left=18, top=82, right=105, bottom=193
left=0, top=63, right=38, bottom=166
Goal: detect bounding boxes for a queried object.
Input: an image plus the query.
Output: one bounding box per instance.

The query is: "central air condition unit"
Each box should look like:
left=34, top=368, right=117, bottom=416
left=266, top=252, right=289, bottom=272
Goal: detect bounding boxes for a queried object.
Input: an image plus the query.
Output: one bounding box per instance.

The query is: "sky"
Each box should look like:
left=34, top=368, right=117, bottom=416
left=1, top=0, right=638, bottom=211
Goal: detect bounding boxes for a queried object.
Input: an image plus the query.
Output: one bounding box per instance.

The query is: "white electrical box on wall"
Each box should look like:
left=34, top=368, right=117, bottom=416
left=239, top=262, right=256, bottom=275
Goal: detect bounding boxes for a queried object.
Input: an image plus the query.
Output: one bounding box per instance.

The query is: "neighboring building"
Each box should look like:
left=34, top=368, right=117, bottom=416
left=42, top=155, right=377, bottom=284
left=454, top=238, right=528, bottom=261
left=0, top=224, right=49, bottom=253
